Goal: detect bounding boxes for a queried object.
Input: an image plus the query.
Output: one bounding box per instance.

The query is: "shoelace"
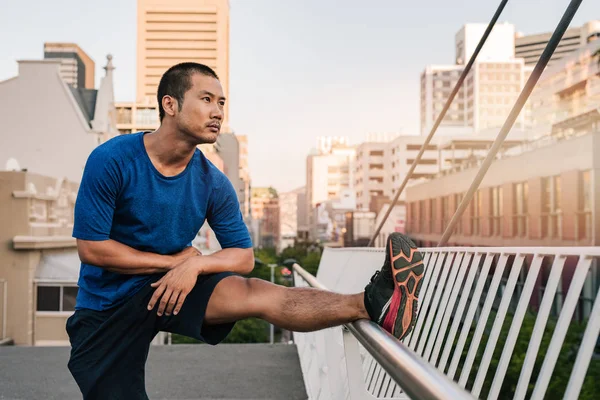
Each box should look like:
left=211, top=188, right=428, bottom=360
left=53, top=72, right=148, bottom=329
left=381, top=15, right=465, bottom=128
left=369, top=270, right=380, bottom=284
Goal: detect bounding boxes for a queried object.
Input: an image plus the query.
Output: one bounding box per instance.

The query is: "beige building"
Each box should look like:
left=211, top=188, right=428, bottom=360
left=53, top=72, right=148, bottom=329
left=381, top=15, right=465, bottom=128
left=406, top=126, right=600, bottom=248
left=515, top=20, right=600, bottom=67
left=306, top=138, right=356, bottom=239
left=0, top=171, right=79, bottom=345
left=421, top=59, right=532, bottom=136
left=0, top=56, right=117, bottom=183
left=529, top=38, right=600, bottom=132
left=136, top=0, right=230, bottom=123
left=115, top=100, right=160, bottom=134
left=354, top=142, right=389, bottom=211
left=238, top=135, right=251, bottom=218
left=43, top=42, right=95, bottom=89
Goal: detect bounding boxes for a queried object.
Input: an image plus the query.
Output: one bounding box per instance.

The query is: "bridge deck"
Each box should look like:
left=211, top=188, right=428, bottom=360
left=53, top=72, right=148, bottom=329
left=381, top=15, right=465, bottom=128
left=0, top=344, right=307, bottom=400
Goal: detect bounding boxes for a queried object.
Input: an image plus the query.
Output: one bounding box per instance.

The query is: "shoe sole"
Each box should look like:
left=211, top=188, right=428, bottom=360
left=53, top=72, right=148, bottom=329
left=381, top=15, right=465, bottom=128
left=382, top=233, right=425, bottom=340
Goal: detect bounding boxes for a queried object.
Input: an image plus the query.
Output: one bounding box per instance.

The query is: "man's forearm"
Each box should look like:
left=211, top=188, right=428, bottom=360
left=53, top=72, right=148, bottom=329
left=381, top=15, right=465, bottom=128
left=192, top=248, right=254, bottom=276
left=77, top=239, right=176, bottom=275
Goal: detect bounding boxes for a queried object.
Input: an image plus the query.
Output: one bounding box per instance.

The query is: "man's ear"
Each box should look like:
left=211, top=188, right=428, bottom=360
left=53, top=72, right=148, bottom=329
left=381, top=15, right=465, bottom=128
left=161, top=95, right=178, bottom=119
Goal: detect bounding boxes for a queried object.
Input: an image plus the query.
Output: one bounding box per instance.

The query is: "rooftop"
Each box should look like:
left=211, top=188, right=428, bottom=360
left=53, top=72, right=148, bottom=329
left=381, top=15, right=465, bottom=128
left=0, top=344, right=307, bottom=400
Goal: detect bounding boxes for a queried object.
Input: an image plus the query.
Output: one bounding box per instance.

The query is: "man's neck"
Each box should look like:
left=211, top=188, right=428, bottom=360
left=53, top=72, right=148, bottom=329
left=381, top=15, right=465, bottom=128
left=144, top=126, right=197, bottom=176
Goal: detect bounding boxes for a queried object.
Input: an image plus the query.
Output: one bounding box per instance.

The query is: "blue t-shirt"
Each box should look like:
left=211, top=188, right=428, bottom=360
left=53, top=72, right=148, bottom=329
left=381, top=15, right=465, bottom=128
left=72, top=132, right=252, bottom=311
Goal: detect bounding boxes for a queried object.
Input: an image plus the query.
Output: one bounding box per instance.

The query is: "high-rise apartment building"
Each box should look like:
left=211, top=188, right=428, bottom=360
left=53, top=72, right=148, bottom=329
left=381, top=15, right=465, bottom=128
left=515, top=20, right=600, bottom=66
left=136, top=0, right=230, bottom=119
left=43, top=43, right=95, bottom=89
left=421, top=23, right=531, bottom=136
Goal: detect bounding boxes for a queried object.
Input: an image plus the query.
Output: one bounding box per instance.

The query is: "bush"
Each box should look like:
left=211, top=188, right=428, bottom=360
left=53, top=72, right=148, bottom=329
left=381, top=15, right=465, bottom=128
left=452, top=312, right=599, bottom=399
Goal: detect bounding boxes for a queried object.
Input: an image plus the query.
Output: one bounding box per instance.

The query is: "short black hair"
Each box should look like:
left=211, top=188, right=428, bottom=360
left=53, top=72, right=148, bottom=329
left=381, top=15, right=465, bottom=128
left=157, top=62, right=220, bottom=122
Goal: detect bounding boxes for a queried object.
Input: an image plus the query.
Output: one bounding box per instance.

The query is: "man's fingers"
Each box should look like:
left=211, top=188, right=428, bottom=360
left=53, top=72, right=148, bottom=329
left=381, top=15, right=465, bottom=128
left=173, top=292, right=188, bottom=316
left=150, top=278, right=163, bottom=288
left=157, top=289, right=173, bottom=316
left=147, top=283, right=167, bottom=310
left=165, top=291, right=180, bottom=316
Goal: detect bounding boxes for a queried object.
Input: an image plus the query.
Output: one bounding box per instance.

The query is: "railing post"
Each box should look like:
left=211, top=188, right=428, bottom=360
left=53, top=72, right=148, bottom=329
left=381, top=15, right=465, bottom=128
left=342, top=328, right=375, bottom=400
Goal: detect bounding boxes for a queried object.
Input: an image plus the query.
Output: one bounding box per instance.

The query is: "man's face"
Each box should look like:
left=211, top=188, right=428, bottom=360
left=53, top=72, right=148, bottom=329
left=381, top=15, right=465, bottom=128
left=175, top=73, right=225, bottom=144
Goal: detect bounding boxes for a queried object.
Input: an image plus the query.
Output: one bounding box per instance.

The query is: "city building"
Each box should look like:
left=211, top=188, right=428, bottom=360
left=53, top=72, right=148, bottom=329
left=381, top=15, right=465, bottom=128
left=306, top=137, right=356, bottom=240
left=279, top=187, right=305, bottom=251
left=515, top=20, right=600, bottom=66
left=296, top=188, right=309, bottom=243
left=421, top=23, right=532, bottom=136
left=354, top=142, right=389, bottom=211
left=371, top=202, right=406, bottom=247
left=455, top=22, right=516, bottom=65
left=43, top=42, right=95, bottom=89
left=251, top=187, right=280, bottom=248
left=136, top=0, right=230, bottom=126
left=115, top=100, right=160, bottom=134
left=215, top=132, right=242, bottom=204
left=0, top=56, right=117, bottom=182
left=529, top=38, right=600, bottom=132
left=238, top=135, right=251, bottom=218
left=405, top=125, right=600, bottom=248
left=0, top=171, right=79, bottom=345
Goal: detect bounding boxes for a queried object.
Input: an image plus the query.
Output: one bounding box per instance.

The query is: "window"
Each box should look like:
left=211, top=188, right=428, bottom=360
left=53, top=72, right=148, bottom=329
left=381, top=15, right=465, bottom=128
left=135, top=108, right=158, bottom=126
left=578, top=170, right=592, bottom=239
left=454, top=193, right=463, bottom=234
left=419, top=200, right=426, bottom=232
left=471, top=191, right=482, bottom=235
left=407, top=144, right=437, bottom=151
left=37, top=285, right=78, bottom=312
left=369, top=150, right=384, bottom=156
left=441, top=196, right=450, bottom=231
left=491, top=187, right=503, bottom=236
left=514, top=182, right=528, bottom=237
left=430, top=198, right=437, bottom=233
left=541, top=176, right=562, bottom=238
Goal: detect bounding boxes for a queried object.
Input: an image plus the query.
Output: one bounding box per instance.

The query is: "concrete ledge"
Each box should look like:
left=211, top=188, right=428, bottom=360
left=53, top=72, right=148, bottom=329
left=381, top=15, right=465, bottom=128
left=13, top=236, right=76, bottom=250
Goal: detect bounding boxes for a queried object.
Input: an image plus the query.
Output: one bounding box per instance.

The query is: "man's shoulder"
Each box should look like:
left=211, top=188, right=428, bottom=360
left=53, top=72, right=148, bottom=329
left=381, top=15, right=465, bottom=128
left=88, top=133, right=144, bottom=167
left=193, top=149, right=229, bottom=188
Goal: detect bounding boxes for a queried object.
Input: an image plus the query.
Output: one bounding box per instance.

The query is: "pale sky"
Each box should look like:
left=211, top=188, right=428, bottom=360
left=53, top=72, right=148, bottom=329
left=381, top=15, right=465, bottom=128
left=1, top=0, right=598, bottom=192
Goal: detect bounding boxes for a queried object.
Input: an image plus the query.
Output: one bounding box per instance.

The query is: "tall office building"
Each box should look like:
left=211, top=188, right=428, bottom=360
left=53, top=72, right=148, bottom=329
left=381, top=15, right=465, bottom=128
left=515, top=20, right=600, bottom=66
left=43, top=43, right=95, bottom=89
left=136, top=0, right=230, bottom=118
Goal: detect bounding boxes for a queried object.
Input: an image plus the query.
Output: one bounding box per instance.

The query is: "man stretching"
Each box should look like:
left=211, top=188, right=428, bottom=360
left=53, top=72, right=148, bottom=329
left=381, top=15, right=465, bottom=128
left=67, top=62, right=425, bottom=399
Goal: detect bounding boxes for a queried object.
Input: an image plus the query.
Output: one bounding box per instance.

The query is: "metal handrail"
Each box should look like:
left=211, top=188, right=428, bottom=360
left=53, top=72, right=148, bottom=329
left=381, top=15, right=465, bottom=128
left=292, top=263, right=476, bottom=400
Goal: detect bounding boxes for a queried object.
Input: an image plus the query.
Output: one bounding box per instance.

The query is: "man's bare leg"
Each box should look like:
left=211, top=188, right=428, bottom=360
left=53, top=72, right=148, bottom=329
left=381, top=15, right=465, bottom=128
left=205, top=233, right=425, bottom=339
left=204, top=276, right=369, bottom=332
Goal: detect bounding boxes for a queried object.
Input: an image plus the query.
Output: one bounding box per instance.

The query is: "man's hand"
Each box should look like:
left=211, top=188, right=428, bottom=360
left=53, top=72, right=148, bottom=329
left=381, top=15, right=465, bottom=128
left=148, top=257, right=202, bottom=316
left=170, top=246, right=202, bottom=269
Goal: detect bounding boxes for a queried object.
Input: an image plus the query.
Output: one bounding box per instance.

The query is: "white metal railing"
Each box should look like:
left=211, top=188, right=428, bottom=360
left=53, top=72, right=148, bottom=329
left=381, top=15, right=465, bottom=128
left=293, top=263, right=474, bottom=400
left=293, top=246, right=600, bottom=400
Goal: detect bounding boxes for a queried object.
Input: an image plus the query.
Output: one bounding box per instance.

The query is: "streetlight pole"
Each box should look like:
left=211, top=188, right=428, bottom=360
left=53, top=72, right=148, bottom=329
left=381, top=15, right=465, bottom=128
left=268, top=263, right=277, bottom=344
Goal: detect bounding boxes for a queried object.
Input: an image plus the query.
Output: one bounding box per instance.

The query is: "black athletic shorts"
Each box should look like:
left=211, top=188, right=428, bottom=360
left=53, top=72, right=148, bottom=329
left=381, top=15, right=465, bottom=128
left=66, top=271, right=237, bottom=400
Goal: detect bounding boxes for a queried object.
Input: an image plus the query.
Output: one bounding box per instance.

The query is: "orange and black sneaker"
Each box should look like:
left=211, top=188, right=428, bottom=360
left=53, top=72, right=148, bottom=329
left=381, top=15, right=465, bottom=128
left=364, top=232, right=425, bottom=340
